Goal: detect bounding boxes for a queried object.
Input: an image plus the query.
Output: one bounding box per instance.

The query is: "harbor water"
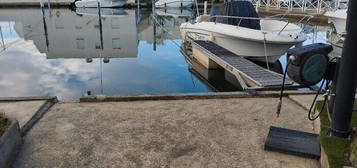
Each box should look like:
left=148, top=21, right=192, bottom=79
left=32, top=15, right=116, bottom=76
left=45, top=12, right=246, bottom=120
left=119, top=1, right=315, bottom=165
left=0, top=8, right=338, bottom=101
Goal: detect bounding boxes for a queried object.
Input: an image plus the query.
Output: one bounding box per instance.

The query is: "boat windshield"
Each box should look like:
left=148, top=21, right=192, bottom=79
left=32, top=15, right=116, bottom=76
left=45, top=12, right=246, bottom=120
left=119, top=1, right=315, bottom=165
left=210, top=1, right=261, bottom=30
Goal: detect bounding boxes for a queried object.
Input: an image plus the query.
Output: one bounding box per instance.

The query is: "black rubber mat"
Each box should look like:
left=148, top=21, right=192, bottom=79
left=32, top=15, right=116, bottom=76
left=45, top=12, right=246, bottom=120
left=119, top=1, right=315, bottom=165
left=264, top=126, right=321, bottom=159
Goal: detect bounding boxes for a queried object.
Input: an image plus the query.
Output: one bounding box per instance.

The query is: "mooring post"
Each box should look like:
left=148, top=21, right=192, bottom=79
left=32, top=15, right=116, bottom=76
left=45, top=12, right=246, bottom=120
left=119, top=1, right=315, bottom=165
left=97, top=2, right=104, bottom=50
left=40, top=0, right=49, bottom=52
left=328, top=0, right=357, bottom=138
left=47, top=0, right=51, bottom=9
left=40, top=0, right=44, bottom=8
left=204, top=1, right=207, bottom=15
left=153, top=17, right=157, bottom=51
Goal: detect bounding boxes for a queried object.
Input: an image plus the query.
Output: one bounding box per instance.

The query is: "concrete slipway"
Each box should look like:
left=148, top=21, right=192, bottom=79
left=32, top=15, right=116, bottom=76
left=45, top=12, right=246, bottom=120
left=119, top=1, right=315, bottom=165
left=2, top=92, right=320, bottom=168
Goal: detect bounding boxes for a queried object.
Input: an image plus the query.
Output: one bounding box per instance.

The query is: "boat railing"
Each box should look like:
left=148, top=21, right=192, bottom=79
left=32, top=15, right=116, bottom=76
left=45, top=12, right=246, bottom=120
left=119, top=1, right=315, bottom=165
left=268, top=13, right=314, bottom=34
left=201, top=14, right=313, bottom=34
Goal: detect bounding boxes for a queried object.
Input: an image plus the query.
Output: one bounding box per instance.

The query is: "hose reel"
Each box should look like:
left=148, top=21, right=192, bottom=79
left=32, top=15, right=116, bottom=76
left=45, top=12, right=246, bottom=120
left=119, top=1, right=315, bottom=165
left=277, top=43, right=337, bottom=120
left=286, top=43, right=333, bottom=86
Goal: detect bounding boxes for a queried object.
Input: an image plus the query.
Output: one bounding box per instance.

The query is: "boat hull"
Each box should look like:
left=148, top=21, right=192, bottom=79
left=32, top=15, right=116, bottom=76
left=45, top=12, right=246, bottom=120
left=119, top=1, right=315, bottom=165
left=75, top=0, right=127, bottom=8
left=180, top=24, right=305, bottom=63
left=214, top=34, right=294, bottom=62
left=155, top=0, right=193, bottom=8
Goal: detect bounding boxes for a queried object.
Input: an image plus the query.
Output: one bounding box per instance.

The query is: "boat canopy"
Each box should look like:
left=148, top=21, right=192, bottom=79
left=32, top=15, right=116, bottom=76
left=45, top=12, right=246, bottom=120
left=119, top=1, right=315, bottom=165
left=210, top=1, right=261, bottom=30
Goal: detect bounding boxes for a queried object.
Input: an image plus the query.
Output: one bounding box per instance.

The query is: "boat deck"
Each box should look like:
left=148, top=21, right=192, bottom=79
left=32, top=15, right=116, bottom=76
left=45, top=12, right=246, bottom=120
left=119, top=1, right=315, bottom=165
left=191, top=40, right=294, bottom=90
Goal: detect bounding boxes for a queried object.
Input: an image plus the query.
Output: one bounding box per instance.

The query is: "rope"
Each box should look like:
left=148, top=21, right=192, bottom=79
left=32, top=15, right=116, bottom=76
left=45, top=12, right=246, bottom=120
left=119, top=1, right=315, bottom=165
left=262, top=32, right=270, bottom=71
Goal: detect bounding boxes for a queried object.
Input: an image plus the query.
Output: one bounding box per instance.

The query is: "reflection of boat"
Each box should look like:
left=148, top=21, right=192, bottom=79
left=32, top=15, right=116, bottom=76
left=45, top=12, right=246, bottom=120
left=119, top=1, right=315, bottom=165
left=180, top=1, right=308, bottom=63
left=75, top=0, right=127, bottom=8
left=75, top=8, right=128, bottom=17
left=138, top=12, right=191, bottom=44
left=324, top=9, right=347, bottom=35
left=155, top=8, right=194, bottom=18
left=155, top=0, right=194, bottom=8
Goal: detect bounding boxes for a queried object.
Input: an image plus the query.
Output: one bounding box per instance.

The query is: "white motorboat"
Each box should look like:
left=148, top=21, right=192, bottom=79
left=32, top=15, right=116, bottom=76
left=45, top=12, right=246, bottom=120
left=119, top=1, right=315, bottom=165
left=324, top=9, right=347, bottom=35
left=155, top=0, right=194, bottom=8
left=180, top=2, right=309, bottom=63
left=75, top=0, right=127, bottom=8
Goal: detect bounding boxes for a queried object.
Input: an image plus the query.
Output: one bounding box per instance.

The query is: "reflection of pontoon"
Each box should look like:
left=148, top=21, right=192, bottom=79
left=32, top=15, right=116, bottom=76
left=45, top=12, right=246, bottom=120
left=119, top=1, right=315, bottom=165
left=0, top=9, right=138, bottom=62
left=180, top=44, right=243, bottom=91
left=75, top=0, right=127, bottom=8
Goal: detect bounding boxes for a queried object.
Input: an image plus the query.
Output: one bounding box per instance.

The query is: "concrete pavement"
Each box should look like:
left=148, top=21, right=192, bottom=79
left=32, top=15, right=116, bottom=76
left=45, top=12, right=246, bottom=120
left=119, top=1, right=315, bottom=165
left=14, top=96, right=319, bottom=167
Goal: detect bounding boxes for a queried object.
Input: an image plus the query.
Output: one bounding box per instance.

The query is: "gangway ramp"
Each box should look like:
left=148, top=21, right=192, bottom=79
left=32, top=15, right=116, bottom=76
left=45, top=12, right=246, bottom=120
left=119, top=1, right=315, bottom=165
left=191, top=40, right=294, bottom=90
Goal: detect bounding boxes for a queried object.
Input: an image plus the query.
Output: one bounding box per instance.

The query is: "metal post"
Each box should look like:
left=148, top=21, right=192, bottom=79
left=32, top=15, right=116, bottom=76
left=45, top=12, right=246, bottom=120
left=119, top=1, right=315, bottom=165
left=317, top=0, right=321, bottom=13
left=41, top=5, right=49, bottom=52
left=195, top=0, right=199, bottom=16
left=204, top=1, right=207, bottom=15
left=256, top=0, right=259, bottom=11
left=328, top=0, right=357, bottom=138
left=0, top=26, right=5, bottom=50
left=97, top=2, right=103, bottom=50
left=40, top=0, right=44, bottom=8
left=153, top=17, right=156, bottom=51
left=47, top=0, right=51, bottom=9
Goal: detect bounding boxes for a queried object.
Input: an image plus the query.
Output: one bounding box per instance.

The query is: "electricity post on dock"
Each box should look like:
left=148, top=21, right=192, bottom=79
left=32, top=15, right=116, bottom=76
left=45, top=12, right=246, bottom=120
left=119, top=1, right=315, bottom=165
left=328, top=0, right=357, bottom=138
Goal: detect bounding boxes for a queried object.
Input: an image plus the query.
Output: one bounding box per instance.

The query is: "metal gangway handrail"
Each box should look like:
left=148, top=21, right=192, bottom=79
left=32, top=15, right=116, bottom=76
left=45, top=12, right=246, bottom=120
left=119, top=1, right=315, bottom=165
left=251, top=0, right=348, bottom=14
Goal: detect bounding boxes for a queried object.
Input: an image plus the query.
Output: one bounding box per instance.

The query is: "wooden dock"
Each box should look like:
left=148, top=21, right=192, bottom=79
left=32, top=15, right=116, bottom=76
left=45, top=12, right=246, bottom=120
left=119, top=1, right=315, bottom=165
left=191, top=40, right=294, bottom=90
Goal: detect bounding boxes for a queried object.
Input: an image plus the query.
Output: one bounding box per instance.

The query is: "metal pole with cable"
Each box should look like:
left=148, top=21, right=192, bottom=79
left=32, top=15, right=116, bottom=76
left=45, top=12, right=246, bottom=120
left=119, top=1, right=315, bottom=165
left=328, top=0, right=357, bottom=138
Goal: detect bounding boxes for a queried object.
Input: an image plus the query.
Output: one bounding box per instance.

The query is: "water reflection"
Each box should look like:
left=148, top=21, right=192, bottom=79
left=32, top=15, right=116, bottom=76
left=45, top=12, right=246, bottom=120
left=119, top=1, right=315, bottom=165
left=0, top=8, right=211, bottom=101
left=0, top=8, right=334, bottom=101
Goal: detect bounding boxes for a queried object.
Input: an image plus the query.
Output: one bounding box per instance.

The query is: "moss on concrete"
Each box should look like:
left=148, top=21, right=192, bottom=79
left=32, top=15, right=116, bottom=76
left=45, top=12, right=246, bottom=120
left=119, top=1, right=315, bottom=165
left=0, top=113, right=10, bottom=137
left=351, top=138, right=357, bottom=166
left=316, top=99, right=357, bottom=168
